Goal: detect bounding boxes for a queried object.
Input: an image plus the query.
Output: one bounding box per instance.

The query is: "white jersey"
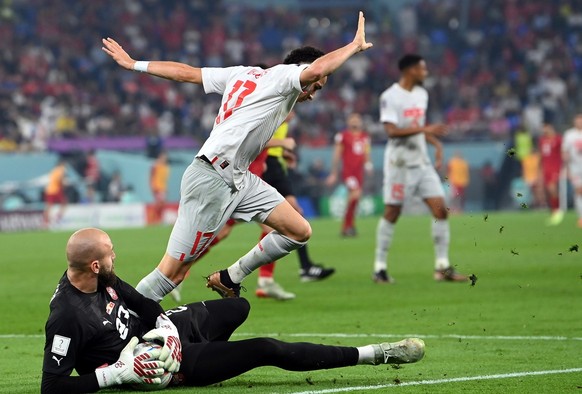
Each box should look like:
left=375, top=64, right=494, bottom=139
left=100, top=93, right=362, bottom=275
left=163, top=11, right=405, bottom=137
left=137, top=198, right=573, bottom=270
left=198, top=64, right=307, bottom=190
left=562, top=128, right=582, bottom=170
left=379, top=83, right=430, bottom=168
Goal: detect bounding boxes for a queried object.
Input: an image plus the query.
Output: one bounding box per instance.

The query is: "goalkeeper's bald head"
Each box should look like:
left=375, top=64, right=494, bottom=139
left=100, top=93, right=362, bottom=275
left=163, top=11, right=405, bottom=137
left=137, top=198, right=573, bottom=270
left=66, top=228, right=111, bottom=272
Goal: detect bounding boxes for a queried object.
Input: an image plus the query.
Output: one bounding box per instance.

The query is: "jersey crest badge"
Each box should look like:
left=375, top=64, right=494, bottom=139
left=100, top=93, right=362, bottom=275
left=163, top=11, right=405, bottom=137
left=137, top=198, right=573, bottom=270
left=106, top=287, right=118, bottom=300
left=105, top=301, right=115, bottom=315
left=51, top=335, right=71, bottom=356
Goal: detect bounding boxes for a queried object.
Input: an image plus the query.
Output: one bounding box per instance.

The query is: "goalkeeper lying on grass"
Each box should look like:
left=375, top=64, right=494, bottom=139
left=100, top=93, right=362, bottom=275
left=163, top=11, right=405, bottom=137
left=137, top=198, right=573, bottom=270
left=41, top=228, right=425, bottom=392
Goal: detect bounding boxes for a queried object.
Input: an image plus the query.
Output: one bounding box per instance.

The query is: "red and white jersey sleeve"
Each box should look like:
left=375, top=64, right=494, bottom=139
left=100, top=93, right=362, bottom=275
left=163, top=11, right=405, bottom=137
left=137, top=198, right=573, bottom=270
left=198, top=64, right=308, bottom=190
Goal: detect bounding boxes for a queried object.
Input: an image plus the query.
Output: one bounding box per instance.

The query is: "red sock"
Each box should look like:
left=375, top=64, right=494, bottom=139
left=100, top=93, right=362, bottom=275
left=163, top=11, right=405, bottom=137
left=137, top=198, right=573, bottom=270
left=550, top=196, right=559, bottom=211
left=343, top=198, right=359, bottom=230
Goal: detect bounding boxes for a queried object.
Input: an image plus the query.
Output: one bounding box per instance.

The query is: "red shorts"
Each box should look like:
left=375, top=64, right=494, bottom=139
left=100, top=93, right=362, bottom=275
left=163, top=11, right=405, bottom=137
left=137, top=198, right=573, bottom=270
left=543, top=168, right=560, bottom=186
left=45, top=191, right=66, bottom=204
left=342, top=174, right=363, bottom=190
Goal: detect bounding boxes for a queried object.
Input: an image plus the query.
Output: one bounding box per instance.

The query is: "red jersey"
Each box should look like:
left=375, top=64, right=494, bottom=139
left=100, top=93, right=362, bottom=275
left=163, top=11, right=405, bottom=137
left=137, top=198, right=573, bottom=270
left=335, top=130, right=369, bottom=179
left=249, top=149, right=268, bottom=177
left=539, top=135, right=562, bottom=171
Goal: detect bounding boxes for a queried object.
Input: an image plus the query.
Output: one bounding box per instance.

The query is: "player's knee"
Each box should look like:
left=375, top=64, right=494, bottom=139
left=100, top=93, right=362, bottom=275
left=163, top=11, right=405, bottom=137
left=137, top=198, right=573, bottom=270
left=434, top=206, right=448, bottom=220
left=383, top=206, right=400, bottom=223
left=294, top=220, right=312, bottom=242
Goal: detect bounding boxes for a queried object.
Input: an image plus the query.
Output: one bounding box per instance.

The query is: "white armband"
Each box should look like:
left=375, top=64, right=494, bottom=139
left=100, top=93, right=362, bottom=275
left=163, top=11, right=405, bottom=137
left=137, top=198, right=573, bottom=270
left=133, top=61, right=150, bottom=73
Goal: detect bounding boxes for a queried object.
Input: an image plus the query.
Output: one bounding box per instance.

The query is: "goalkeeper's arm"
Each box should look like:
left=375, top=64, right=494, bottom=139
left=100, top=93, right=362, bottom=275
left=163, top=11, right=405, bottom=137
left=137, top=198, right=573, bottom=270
left=41, top=372, right=100, bottom=394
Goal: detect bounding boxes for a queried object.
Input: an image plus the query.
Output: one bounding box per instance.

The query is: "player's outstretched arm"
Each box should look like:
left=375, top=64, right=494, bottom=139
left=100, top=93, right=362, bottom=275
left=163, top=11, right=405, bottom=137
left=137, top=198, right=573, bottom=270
left=101, top=38, right=202, bottom=84
left=300, top=11, right=373, bottom=85
left=384, top=123, right=447, bottom=138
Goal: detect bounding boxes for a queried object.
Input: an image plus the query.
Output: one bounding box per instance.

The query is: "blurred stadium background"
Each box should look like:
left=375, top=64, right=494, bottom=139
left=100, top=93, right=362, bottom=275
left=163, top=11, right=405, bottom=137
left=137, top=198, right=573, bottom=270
left=1, top=0, right=581, bottom=231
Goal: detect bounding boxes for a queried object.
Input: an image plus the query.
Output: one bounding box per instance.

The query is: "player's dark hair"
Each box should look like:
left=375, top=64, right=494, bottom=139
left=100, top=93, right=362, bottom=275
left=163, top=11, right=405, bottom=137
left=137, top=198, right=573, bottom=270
left=283, top=46, right=325, bottom=65
left=253, top=63, right=270, bottom=69
left=398, top=54, right=424, bottom=71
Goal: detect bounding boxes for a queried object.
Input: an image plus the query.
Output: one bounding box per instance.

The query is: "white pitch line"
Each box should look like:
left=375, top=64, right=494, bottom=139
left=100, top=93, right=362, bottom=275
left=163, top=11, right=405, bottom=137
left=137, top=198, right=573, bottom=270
left=2, top=333, right=582, bottom=341
left=285, top=367, right=582, bottom=394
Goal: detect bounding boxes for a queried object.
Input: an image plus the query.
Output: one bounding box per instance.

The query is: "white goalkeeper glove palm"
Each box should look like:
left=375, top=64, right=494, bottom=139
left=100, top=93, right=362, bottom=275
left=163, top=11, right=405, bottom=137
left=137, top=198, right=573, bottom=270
left=142, top=314, right=182, bottom=373
left=95, top=337, right=165, bottom=388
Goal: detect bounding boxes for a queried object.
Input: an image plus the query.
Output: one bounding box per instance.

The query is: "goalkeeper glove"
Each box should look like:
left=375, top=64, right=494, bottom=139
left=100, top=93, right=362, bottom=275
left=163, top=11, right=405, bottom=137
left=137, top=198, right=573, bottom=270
left=95, top=337, right=165, bottom=388
left=143, top=314, right=182, bottom=373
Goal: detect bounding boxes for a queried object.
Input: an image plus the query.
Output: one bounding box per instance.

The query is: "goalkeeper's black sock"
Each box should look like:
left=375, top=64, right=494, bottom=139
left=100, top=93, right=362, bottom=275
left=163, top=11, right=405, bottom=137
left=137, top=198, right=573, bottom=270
left=296, top=244, right=313, bottom=270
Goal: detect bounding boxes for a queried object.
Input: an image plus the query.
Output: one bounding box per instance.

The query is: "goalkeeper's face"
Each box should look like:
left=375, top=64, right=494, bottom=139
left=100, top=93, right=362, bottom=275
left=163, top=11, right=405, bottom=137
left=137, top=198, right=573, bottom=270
left=97, top=236, right=117, bottom=288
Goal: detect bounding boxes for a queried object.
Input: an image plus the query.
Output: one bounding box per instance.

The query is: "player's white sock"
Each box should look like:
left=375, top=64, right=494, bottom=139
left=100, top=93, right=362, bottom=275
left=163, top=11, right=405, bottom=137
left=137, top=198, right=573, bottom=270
left=576, top=195, right=582, bottom=218
left=227, top=232, right=306, bottom=284
left=257, top=276, right=274, bottom=287
left=135, top=268, right=176, bottom=302
left=356, top=345, right=376, bottom=365
left=374, top=218, right=394, bottom=272
left=432, top=219, right=450, bottom=270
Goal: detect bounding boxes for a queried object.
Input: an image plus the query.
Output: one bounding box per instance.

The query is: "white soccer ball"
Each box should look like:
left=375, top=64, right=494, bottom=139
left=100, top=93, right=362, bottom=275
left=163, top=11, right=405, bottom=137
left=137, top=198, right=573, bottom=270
left=131, top=341, right=173, bottom=391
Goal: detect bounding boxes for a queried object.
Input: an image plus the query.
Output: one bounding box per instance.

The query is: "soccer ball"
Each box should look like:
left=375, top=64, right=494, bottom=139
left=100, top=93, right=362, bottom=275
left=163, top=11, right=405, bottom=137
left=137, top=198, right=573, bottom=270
left=131, top=341, right=173, bottom=391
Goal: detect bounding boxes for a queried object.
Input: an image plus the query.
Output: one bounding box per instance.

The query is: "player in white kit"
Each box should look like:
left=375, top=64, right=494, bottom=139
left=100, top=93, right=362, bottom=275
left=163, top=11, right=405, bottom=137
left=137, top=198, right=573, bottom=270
left=102, top=12, right=373, bottom=300
left=373, top=54, right=468, bottom=283
left=562, top=113, right=582, bottom=228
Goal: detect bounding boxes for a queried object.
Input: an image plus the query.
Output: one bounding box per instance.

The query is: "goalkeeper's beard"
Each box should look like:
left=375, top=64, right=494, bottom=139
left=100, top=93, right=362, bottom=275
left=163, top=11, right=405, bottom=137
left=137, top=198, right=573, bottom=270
left=98, top=267, right=117, bottom=288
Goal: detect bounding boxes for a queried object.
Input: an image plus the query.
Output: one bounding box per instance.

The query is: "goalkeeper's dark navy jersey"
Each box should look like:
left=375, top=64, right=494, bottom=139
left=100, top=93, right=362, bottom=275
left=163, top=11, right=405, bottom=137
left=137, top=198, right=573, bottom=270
left=42, top=273, right=163, bottom=378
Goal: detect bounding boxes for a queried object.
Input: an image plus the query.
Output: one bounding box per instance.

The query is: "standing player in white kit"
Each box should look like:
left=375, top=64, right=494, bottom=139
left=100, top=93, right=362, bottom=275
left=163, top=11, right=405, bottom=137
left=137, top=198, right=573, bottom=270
left=102, top=12, right=373, bottom=300
left=562, top=113, right=582, bottom=228
left=373, top=54, right=468, bottom=283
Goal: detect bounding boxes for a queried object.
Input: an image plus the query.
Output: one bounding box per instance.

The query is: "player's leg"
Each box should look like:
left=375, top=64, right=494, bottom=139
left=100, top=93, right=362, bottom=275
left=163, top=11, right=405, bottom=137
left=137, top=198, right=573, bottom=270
left=285, top=194, right=335, bottom=282
left=207, top=173, right=311, bottom=297
left=137, top=161, right=239, bottom=301
left=342, top=176, right=362, bottom=237
left=575, top=185, right=582, bottom=227
left=180, top=337, right=424, bottom=387
left=545, top=171, right=564, bottom=225
left=373, top=167, right=404, bottom=283
left=255, top=223, right=296, bottom=300
left=420, top=168, right=468, bottom=282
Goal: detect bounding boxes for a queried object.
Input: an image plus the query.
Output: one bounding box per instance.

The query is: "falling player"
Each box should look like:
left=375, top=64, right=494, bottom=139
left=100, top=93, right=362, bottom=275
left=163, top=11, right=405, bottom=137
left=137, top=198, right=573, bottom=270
left=373, top=54, right=468, bottom=283
left=41, top=228, right=425, bottom=393
left=102, top=12, right=373, bottom=300
left=327, top=112, right=372, bottom=236
left=539, top=123, right=563, bottom=225
left=562, top=113, right=582, bottom=228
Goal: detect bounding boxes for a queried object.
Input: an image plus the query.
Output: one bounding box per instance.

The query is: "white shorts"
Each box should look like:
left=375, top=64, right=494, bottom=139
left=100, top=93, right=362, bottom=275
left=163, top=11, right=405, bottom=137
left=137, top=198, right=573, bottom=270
left=383, top=164, right=444, bottom=205
left=166, top=159, right=284, bottom=263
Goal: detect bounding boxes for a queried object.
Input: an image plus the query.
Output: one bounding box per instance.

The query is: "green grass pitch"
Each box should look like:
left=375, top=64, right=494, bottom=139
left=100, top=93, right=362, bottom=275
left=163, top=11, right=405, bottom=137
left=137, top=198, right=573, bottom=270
left=1, top=211, right=581, bottom=393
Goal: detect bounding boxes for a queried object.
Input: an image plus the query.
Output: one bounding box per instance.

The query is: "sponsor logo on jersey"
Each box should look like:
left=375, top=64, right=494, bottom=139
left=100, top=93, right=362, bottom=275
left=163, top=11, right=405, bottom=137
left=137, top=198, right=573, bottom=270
left=106, top=287, right=118, bottom=300
left=105, top=301, right=115, bottom=315
left=51, top=335, right=71, bottom=356
left=52, top=355, right=63, bottom=366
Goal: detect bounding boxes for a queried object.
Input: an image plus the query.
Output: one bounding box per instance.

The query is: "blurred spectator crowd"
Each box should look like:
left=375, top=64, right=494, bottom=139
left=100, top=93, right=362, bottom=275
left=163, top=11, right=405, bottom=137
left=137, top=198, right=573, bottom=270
left=1, top=0, right=582, bottom=151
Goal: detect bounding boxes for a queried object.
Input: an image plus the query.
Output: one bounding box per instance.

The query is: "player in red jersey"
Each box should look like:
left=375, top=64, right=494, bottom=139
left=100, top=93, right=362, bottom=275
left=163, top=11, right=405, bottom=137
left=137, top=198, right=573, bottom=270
left=539, top=123, right=564, bottom=225
left=327, top=113, right=372, bottom=236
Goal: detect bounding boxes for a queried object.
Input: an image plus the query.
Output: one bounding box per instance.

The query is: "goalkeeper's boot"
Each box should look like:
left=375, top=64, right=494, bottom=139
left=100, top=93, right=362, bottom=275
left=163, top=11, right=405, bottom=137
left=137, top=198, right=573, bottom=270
left=299, top=264, right=335, bottom=282
left=206, top=270, right=243, bottom=298
left=371, top=338, right=425, bottom=365
left=434, top=267, right=468, bottom=282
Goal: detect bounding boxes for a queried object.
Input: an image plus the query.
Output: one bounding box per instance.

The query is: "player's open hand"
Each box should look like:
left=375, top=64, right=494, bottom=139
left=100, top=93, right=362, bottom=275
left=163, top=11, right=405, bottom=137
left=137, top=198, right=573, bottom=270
left=102, top=37, right=135, bottom=70
left=282, top=137, right=297, bottom=151
left=353, top=11, right=373, bottom=52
